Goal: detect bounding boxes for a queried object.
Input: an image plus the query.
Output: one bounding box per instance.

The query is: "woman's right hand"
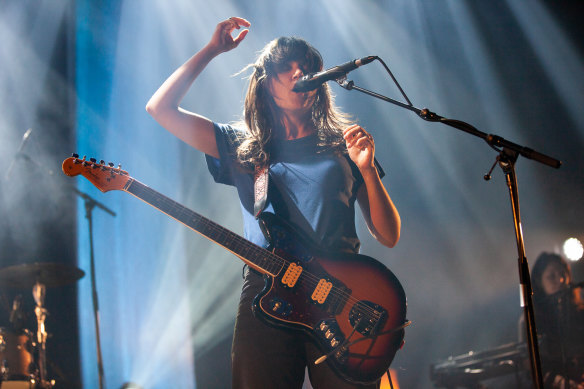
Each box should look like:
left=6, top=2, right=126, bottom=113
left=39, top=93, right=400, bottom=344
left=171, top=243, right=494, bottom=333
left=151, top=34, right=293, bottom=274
left=208, top=17, right=250, bottom=54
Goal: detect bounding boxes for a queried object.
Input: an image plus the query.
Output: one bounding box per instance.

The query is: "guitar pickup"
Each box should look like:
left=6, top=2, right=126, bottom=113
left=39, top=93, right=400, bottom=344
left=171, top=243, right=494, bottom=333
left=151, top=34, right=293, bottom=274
left=281, top=262, right=303, bottom=288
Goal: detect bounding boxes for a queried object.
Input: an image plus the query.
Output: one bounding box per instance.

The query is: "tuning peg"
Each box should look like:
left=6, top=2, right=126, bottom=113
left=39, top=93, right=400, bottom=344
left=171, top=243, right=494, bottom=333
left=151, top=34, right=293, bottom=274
left=108, top=162, right=114, bottom=167
left=90, top=158, right=96, bottom=163
left=72, top=153, right=79, bottom=158
left=117, top=164, right=122, bottom=170
left=100, top=160, right=105, bottom=165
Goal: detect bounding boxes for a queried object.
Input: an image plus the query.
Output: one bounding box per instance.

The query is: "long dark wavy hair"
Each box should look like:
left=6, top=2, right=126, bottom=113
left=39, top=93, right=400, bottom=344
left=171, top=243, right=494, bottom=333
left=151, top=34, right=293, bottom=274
left=235, top=37, right=351, bottom=168
left=531, top=252, right=583, bottom=307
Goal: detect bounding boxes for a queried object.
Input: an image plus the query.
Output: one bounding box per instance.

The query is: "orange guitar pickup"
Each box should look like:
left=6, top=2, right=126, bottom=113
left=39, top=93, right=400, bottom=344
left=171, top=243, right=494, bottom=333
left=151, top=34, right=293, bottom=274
left=281, top=263, right=303, bottom=287
left=311, top=279, right=333, bottom=304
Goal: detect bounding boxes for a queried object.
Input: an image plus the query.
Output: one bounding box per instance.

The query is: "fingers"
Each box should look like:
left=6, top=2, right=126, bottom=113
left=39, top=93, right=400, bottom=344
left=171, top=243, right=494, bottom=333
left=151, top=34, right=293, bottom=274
left=233, top=29, right=249, bottom=46
left=228, top=16, right=251, bottom=28
left=343, top=124, right=361, bottom=147
left=212, top=17, right=250, bottom=52
left=225, top=17, right=250, bottom=46
left=343, top=124, right=360, bottom=136
left=219, top=17, right=250, bottom=29
left=352, top=135, right=373, bottom=150
left=221, top=17, right=250, bottom=37
left=343, top=125, right=374, bottom=149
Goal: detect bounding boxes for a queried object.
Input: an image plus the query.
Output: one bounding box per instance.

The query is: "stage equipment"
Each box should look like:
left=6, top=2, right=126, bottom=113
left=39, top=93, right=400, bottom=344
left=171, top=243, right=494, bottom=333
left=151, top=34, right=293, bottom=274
left=329, top=55, right=561, bottom=389
left=0, top=262, right=85, bottom=388
left=430, top=342, right=531, bottom=388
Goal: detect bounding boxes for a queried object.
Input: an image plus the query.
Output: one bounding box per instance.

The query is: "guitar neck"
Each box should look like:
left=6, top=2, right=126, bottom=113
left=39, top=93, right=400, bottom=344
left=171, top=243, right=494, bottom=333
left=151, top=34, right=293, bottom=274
left=123, top=178, right=282, bottom=276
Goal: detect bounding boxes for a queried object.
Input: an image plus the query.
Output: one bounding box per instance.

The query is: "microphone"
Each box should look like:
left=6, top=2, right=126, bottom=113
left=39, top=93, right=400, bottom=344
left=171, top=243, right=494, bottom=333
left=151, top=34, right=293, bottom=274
left=292, top=56, right=377, bottom=93
left=4, top=128, right=33, bottom=181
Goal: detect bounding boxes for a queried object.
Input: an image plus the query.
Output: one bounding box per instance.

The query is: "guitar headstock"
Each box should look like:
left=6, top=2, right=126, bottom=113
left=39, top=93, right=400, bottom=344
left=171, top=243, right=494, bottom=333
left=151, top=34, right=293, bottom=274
left=62, top=154, right=130, bottom=192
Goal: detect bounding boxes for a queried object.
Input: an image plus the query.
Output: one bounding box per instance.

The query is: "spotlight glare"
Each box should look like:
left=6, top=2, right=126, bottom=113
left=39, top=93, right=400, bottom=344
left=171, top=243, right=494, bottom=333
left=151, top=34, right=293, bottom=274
left=563, top=238, right=583, bottom=262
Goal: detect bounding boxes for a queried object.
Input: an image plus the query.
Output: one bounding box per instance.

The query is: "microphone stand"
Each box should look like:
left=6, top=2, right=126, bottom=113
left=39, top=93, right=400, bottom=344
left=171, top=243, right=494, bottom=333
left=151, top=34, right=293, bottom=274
left=4, top=128, right=33, bottom=181
left=76, top=186, right=115, bottom=389
left=335, top=58, right=562, bottom=389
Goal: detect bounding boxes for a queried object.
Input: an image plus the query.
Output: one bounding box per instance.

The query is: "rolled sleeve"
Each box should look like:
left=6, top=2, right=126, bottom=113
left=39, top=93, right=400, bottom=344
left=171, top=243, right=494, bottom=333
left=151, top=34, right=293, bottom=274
left=206, top=122, right=245, bottom=186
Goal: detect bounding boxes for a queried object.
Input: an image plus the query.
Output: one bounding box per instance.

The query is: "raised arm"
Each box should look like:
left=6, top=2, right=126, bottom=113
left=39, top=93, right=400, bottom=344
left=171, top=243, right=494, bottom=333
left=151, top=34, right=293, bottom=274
left=344, top=124, right=401, bottom=248
left=146, top=17, right=250, bottom=158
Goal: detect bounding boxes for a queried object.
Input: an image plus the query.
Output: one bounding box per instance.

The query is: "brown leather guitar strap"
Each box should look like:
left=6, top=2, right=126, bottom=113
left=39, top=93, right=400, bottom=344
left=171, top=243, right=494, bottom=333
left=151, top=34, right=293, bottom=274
left=253, top=158, right=383, bottom=218
left=253, top=165, right=269, bottom=218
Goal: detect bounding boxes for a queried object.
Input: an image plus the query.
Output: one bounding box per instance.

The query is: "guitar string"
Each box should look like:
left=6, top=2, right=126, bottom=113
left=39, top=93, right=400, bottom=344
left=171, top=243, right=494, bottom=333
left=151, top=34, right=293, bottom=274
left=86, top=165, right=396, bottom=378
left=195, top=218, right=380, bottom=317
left=130, top=183, right=386, bottom=319
left=165, top=205, right=383, bottom=320
left=187, top=214, right=384, bottom=319
left=85, top=166, right=387, bottom=321
left=294, top=278, right=381, bottom=320
left=131, top=183, right=383, bottom=319
left=191, top=215, right=383, bottom=320
left=75, top=162, right=373, bottom=316
left=158, top=194, right=383, bottom=319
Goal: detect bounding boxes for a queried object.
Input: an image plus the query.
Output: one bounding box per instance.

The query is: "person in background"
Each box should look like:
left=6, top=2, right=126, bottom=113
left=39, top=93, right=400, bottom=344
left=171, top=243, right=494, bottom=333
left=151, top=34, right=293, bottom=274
left=528, top=252, right=584, bottom=389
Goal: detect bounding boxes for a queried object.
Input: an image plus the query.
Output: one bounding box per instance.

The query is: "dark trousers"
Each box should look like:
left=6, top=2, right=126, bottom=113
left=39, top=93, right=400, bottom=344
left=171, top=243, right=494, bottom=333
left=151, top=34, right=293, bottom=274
left=231, top=270, right=381, bottom=389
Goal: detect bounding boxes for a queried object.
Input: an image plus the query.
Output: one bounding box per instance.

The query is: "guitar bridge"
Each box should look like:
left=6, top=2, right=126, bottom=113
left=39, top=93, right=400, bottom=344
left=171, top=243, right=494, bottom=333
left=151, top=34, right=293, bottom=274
left=349, top=301, right=387, bottom=336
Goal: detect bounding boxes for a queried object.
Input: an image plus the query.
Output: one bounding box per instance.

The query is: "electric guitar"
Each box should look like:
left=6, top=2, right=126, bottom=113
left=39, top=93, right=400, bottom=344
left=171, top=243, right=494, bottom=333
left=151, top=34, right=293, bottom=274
left=62, top=155, right=409, bottom=385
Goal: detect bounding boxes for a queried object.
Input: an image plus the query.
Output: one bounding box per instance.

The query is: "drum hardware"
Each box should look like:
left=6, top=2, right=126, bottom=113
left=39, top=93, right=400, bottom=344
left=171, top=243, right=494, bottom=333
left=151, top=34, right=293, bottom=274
left=0, top=328, right=35, bottom=383
left=11, top=151, right=115, bottom=389
left=430, top=342, right=529, bottom=388
left=0, top=262, right=85, bottom=389
left=0, top=263, right=84, bottom=289
left=8, top=295, right=24, bottom=332
left=32, top=282, right=47, bottom=389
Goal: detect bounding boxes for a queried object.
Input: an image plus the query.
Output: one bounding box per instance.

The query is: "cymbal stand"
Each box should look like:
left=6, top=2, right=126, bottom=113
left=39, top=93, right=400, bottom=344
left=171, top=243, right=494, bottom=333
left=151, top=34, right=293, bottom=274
left=20, top=152, right=116, bottom=389
left=49, top=183, right=115, bottom=389
left=33, top=281, right=51, bottom=388
left=335, top=57, right=562, bottom=389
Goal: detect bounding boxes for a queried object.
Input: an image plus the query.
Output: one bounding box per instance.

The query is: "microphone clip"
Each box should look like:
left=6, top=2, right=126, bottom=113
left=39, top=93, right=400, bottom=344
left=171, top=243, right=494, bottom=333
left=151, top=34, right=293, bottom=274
left=336, top=76, right=354, bottom=90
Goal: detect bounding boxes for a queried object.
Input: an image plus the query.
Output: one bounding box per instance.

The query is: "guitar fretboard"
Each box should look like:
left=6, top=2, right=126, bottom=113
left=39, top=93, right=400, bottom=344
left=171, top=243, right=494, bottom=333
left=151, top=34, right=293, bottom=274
left=124, top=179, right=284, bottom=276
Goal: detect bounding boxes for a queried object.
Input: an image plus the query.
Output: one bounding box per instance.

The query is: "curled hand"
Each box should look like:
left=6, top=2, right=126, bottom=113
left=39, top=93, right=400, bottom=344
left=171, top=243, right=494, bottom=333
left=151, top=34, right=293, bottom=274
left=209, top=17, right=250, bottom=54
left=343, top=124, right=375, bottom=172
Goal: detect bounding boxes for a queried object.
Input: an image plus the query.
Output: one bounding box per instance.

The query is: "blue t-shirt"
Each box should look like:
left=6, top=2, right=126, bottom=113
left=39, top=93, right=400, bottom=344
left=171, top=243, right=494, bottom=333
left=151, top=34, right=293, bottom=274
left=206, top=122, right=368, bottom=254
